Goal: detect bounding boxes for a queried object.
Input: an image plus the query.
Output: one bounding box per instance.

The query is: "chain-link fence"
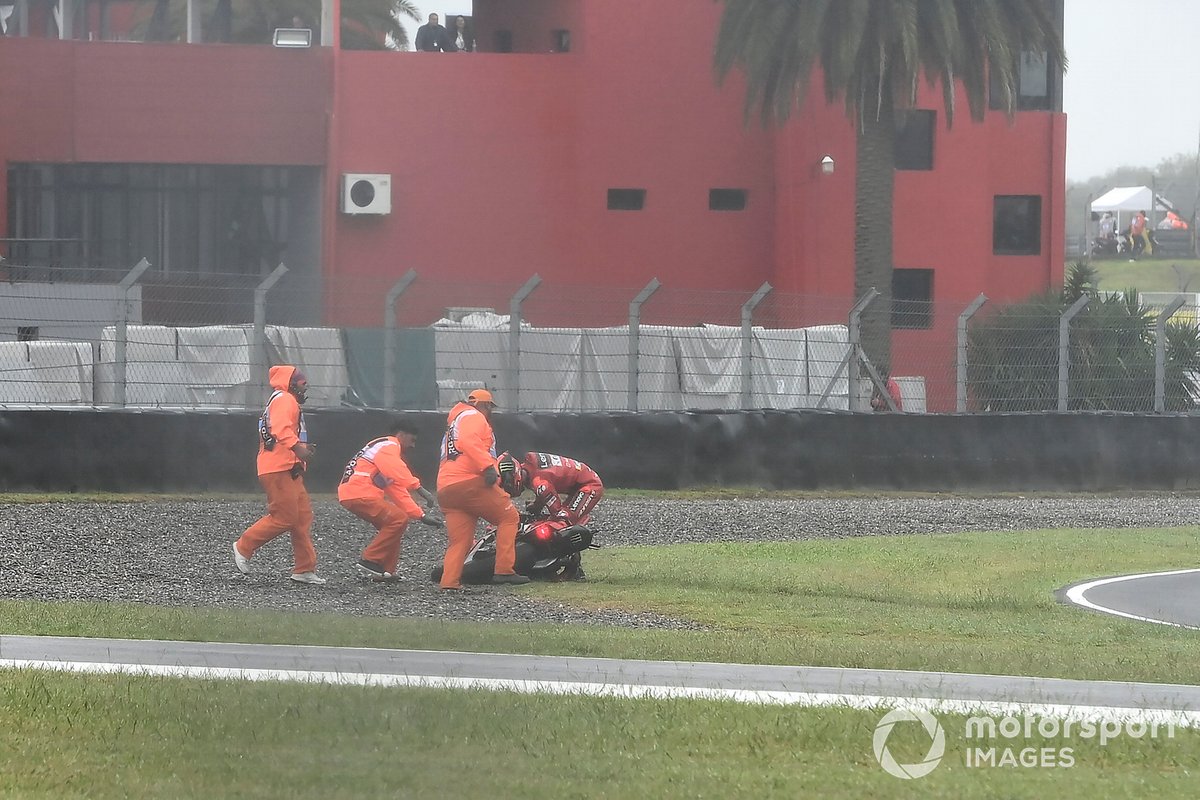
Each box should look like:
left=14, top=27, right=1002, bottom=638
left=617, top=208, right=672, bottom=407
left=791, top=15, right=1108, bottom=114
left=2, top=258, right=1197, bottom=413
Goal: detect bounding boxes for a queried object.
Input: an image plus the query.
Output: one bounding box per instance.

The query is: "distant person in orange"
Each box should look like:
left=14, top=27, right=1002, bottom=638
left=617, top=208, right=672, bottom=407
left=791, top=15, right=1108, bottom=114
left=436, top=389, right=527, bottom=590
left=234, top=365, right=325, bottom=584
left=338, top=418, right=444, bottom=582
left=1129, top=210, right=1149, bottom=260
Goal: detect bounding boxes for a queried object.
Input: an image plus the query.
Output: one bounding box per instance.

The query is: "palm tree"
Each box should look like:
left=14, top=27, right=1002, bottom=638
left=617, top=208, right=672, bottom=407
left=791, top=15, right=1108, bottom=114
left=138, top=0, right=421, bottom=50
left=714, top=0, right=1066, bottom=378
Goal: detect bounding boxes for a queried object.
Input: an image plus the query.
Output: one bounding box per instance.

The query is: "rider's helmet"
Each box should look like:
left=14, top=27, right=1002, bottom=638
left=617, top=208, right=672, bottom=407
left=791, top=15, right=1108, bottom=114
left=496, top=452, right=524, bottom=497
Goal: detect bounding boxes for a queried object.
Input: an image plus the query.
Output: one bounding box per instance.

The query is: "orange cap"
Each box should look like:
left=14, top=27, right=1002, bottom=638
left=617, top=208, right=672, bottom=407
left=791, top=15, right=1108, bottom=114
left=467, top=389, right=496, bottom=405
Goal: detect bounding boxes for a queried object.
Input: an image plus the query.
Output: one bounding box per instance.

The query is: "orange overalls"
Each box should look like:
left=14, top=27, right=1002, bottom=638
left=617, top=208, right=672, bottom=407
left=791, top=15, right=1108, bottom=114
left=235, top=365, right=317, bottom=575
left=338, top=435, right=425, bottom=575
left=436, top=402, right=519, bottom=589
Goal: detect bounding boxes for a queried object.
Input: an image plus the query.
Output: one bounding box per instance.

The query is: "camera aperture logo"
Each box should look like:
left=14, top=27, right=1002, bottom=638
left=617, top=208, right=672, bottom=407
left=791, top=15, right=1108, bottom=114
left=872, top=709, right=946, bottom=780
left=872, top=709, right=1177, bottom=779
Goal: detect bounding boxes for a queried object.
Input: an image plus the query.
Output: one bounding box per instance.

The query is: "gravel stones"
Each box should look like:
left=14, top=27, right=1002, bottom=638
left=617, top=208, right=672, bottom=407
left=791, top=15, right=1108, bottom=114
left=1, top=494, right=1194, bottom=629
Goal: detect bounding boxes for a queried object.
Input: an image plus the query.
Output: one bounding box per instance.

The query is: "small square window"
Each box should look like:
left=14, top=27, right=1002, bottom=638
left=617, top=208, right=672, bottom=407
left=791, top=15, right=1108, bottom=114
left=892, top=269, right=933, bottom=329
left=607, top=188, right=646, bottom=211
left=895, top=110, right=934, bottom=171
left=993, top=195, right=1042, bottom=255
left=708, top=189, right=747, bottom=211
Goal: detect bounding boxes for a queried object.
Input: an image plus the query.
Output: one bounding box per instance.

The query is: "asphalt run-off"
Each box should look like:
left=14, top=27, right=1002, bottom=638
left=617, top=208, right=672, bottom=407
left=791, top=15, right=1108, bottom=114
left=3, top=634, right=1200, bottom=728
left=1061, top=568, right=1200, bottom=630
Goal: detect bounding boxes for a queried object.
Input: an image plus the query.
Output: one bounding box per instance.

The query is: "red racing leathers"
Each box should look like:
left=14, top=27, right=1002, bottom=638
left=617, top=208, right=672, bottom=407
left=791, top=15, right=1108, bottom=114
left=520, top=452, right=604, bottom=525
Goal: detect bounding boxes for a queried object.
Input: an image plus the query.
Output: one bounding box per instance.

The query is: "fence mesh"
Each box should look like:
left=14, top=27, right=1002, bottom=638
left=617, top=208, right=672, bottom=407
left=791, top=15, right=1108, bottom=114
left=1, top=260, right=1197, bottom=414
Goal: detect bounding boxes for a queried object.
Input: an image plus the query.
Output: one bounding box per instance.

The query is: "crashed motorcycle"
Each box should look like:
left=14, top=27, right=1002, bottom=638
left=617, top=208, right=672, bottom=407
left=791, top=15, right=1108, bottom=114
left=430, top=513, right=598, bottom=584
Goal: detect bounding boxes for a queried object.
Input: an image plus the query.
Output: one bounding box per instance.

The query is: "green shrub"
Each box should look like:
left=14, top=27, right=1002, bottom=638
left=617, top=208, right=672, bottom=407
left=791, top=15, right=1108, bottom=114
left=968, top=263, right=1200, bottom=411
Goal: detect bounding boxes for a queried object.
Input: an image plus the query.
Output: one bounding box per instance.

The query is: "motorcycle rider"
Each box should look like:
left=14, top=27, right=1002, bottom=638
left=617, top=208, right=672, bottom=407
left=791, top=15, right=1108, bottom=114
left=497, top=451, right=603, bottom=581
left=499, top=451, right=604, bottom=526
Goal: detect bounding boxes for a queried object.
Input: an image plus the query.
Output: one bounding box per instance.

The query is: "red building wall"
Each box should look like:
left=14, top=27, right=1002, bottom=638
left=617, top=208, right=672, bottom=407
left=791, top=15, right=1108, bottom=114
left=0, top=0, right=1066, bottom=409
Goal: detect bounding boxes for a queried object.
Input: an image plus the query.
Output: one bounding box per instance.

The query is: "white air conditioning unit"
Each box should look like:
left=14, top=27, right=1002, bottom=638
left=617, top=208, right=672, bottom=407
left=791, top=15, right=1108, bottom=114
left=341, top=173, right=391, bottom=215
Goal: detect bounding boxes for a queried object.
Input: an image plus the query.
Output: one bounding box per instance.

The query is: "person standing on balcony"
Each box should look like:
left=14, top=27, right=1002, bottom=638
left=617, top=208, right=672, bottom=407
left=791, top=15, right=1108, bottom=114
left=436, top=389, right=528, bottom=590
left=233, top=365, right=325, bottom=585
left=449, top=15, right=474, bottom=51
left=415, top=13, right=450, bottom=52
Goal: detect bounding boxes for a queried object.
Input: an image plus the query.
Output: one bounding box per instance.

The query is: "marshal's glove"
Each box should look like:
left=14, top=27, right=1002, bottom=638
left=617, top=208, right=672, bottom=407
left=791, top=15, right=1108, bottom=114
left=482, top=466, right=499, bottom=487
left=418, top=511, right=445, bottom=528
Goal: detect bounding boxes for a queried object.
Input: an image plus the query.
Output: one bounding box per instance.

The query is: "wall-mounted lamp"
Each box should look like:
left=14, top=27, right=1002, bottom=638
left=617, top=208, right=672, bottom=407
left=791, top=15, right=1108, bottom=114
left=820, top=155, right=835, bottom=176
left=273, top=27, right=313, bottom=48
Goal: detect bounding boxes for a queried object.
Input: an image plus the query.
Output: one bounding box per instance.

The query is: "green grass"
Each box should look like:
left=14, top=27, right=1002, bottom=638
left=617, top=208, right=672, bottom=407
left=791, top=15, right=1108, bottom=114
left=7, top=527, right=1200, bottom=797
left=5, top=528, right=1200, bottom=684
left=1, top=671, right=1198, bottom=799
left=1087, top=258, right=1200, bottom=294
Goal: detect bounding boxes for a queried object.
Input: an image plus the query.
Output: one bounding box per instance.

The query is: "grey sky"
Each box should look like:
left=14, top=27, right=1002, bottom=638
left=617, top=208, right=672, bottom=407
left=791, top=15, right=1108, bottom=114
left=1064, top=0, right=1200, bottom=182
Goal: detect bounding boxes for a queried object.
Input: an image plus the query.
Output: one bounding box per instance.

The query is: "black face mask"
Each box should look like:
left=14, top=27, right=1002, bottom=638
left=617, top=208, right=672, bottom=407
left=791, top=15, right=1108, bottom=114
left=290, top=383, right=308, bottom=405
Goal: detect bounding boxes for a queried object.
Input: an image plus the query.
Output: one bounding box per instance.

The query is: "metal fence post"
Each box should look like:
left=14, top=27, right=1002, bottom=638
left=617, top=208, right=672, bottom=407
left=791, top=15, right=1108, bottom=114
left=740, top=282, right=772, bottom=409
left=956, top=294, right=988, bottom=412
left=847, top=289, right=879, bottom=412
left=382, top=269, right=418, bottom=409
left=1155, top=295, right=1187, bottom=413
left=114, top=258, right=151, bottom=408
left=1058, top=295, right=1090, bottom=412
left=250, top=263, right=289, bottom=409
left=508, top=274, right=542, bottom=412
left=627, top=278, right=661, bottom=412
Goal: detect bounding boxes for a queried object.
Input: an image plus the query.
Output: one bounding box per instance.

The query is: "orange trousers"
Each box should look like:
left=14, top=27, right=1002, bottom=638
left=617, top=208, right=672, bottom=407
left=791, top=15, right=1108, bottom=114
left=436, top=476, right=519, bottom=589
left=236, top=470, right=317, bottom=574
left=342, top=495, right=411, bottom=575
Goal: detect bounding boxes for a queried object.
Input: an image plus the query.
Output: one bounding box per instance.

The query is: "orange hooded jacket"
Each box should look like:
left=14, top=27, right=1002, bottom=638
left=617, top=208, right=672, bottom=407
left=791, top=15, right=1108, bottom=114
left=337, top=436, right=424, bottom=517
left=257, top=365, right=307, bottom=476
left=436, top=401, right=497, bottom=490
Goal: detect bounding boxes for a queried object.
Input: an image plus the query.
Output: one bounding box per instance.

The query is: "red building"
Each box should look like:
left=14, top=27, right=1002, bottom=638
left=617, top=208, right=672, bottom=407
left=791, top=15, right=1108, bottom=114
left=0, top=0, right=1065, bottom=409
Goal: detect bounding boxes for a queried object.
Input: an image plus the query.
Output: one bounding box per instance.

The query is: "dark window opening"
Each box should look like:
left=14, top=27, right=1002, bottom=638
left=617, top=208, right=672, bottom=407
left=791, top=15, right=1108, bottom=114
left=993, top=195, right=1042, bottom=255
left=709, top=189, right=747, bottom=211
left=6, top=162, right=307, bottom=278
left=892, top=269, right=934, bottom=330
left=17, top=326, right=39, bottom=342
left=895, top=110, right=935, bottom=171
left=607, top=189, right=646, bottom=211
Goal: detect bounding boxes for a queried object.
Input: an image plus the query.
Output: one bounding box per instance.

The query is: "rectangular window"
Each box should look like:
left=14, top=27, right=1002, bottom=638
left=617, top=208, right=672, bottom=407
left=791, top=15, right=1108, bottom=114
left=6, top=162, right=305, bottom=277
left=989, top=51, right=1056, bottom=111
left=895, top=110, right=935, bottom=171
left=993, top=195, right=1042, bottom=255
left=607, top=188, right=646, bottom=211
left=17, top=326, right=39, bottom=342
left=708, top=189, right=747, bottom=211
left=892, top=269, right=934, bottom=330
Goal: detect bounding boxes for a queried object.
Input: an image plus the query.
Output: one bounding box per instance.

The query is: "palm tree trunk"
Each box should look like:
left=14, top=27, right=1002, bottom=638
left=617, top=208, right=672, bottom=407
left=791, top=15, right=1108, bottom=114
left=854, top=93, right=896, bottom=377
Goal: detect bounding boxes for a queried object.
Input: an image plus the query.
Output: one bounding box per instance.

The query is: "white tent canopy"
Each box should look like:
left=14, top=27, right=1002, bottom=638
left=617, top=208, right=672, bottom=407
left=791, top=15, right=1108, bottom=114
left=1090, top=186, right=1174, bottom=215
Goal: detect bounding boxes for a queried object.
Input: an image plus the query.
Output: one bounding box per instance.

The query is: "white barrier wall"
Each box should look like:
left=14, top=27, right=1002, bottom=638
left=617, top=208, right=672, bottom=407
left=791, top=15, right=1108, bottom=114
left=432, top=322, right=852, bottom=411
left=0, top=341, right=93, bottom=404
